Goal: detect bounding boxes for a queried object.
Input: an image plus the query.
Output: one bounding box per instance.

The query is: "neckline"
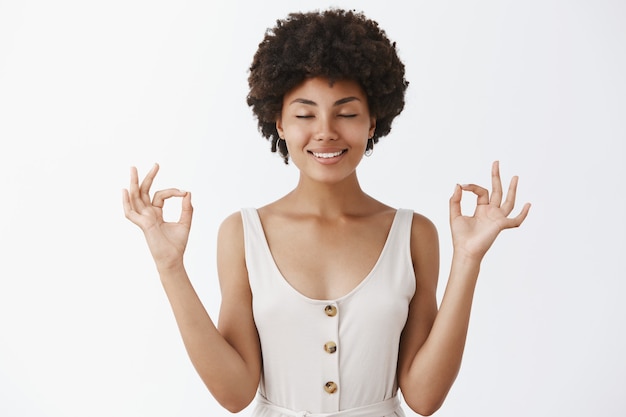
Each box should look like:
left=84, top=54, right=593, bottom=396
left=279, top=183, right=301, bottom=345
left=251, top=208, right=402, bottom=304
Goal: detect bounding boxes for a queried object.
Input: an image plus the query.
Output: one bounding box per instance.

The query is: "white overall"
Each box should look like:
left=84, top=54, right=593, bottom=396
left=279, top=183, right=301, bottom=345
left=241, top=208, right=416, bottom=417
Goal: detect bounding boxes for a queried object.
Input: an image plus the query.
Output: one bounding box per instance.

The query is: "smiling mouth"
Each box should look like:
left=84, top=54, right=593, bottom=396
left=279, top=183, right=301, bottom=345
left=309, top=150, right=346, bottom=159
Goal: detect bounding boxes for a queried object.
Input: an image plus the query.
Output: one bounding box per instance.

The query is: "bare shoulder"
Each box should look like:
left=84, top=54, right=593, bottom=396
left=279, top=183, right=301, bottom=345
left=218, top=211, right=244, bottom=239
left=409, top=212, right=439, bottom=288
left=216, top=211, right=247, bottom=288
left=217, top=210, right=247, bottom=255
left=410, top=212, right=439, bottom=248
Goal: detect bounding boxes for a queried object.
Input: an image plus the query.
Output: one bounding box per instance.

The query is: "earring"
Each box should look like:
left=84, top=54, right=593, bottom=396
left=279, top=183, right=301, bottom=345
left=364, top=137, right=374, bottom=157
left=276, top=137, right=286, bottom=155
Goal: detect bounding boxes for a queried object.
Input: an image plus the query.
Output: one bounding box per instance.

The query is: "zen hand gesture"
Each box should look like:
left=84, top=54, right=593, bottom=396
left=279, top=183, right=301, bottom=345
left=449, top=161, right=531, bottom=262
left=122, top=163, right=193, bottom=270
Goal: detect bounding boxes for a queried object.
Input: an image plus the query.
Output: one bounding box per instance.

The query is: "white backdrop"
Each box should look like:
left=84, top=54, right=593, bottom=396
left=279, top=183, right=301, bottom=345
left=1, top=1, right=624, bottom=416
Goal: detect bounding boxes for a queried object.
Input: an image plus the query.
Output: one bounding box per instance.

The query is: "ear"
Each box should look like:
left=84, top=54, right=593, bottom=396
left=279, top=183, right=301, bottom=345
left=369, top=116, right=376, bottom=138
left=276, top=117, right=284, bottom=138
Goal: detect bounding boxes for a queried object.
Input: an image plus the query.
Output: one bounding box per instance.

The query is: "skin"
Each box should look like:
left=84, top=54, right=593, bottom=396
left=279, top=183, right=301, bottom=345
left=123, top=76, right=531, bottom=415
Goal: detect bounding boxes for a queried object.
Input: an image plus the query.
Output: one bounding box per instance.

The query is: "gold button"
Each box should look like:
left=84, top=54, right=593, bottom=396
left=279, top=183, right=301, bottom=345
left=324, top=341, right=337, bottom=354
left=324, top=381, right=338, bottom=394
left=324, top=305, right=337, bottom=317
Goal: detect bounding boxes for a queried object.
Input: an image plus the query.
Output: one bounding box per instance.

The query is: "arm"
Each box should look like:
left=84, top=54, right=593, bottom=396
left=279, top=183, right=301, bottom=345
left=122, top=164, right=261, bottom=412
left=398, top=161, right=531, bottom=416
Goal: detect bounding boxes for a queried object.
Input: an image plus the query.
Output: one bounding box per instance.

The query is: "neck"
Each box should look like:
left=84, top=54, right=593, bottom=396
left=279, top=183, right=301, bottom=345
left=285, top=173, right=373, bottom=218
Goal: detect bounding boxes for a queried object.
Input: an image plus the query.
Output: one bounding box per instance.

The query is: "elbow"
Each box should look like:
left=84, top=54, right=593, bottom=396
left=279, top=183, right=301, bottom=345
left=414, top=405, right=441, bottom=417
left=222, top=401, right=249, bottom=414
left=406, top=400, right=443, bottom=417
left=216, top=392, right=255, bottom=414
left=399, top=371, right=454, bottom=416
left=207, top=382, right=257, bottom=414
left=403, top=391, right=447, bottom=417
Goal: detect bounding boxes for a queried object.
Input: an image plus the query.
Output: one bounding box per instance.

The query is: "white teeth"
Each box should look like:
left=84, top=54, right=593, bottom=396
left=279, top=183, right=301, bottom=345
left=312, top=151, right=343, bottom=158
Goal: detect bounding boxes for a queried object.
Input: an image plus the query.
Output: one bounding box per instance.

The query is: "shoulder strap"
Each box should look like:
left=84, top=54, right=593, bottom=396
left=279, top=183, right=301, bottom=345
left=240, top=208, right=280, bottom=294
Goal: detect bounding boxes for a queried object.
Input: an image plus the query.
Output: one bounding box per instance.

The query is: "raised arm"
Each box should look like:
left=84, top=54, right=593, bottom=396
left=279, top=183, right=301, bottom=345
left=122, top=164, right=261, bottom=412
left=398, top=161, right=531, bottom=415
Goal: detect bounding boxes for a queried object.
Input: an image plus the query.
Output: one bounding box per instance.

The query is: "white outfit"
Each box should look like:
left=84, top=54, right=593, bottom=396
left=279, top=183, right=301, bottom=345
left=241, top=208, right=416, bottom=417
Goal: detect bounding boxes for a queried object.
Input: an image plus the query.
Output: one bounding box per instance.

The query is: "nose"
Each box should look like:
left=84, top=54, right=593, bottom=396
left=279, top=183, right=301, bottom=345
left=314, top=115, right=337, bottom=141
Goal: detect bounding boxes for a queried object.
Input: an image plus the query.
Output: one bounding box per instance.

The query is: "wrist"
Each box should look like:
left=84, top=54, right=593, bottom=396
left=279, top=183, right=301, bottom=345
left=451, top=249, right=483, bottom=269
left=155, top=258, right=186, bottom=277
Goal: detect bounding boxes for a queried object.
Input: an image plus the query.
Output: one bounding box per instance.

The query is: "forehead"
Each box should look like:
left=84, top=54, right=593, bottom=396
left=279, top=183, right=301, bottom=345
left=283, top=77, right=367, bottom=104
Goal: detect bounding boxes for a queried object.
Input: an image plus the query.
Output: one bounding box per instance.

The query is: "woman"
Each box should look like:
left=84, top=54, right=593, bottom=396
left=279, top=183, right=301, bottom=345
left=123, top=9, right=530, bottom=417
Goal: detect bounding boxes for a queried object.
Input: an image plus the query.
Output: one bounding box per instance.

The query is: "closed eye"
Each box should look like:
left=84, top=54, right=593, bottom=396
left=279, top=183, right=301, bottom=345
left=339, top=114, right=357, bottom=118
left=296, top=115, right=314, bottom=119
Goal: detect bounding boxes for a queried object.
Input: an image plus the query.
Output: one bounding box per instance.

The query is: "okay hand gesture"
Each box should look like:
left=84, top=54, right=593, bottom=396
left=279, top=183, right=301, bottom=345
left=449, top=161, right=531, bottom=262
left=122, top=164, right=193, bottom=269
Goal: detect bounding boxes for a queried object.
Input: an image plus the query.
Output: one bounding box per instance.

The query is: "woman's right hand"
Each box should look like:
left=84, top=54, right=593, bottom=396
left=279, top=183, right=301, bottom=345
left=122, top=163, right=193, bottom=270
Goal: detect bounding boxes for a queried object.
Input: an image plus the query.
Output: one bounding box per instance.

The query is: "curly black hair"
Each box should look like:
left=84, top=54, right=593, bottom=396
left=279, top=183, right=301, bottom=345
left=247, top=8, right=409, bottom=163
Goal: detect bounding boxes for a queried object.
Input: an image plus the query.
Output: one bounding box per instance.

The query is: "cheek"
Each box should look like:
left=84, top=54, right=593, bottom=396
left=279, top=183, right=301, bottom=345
left=345, top=127, right=370, bottom=146
left=283, top=131, right=307, bottom=155
left=283, top=127, right=303, bottom=143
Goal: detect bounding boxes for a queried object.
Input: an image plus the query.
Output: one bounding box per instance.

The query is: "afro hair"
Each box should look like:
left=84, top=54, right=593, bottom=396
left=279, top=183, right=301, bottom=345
left=247, top=8, right=409, bottom=163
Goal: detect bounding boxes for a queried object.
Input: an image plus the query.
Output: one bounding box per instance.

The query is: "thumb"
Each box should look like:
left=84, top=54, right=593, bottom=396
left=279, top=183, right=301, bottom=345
left=449, top=184, right=462, bottom=222
left=178, top=191, right=193, bottom=227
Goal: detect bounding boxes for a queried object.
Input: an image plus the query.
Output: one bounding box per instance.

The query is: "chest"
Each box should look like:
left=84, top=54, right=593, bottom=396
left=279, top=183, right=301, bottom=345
left=261, top=215, right=394, bottom=300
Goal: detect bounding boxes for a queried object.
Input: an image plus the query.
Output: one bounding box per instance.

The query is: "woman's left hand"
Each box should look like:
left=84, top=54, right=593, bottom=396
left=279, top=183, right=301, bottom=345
left=449, top=161, right=531, bottom=262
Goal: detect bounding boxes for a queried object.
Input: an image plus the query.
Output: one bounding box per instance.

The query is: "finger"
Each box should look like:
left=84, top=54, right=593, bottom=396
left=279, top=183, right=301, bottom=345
left=122, top=188, right=133, bottom=217
left=460, top=183, right=490, bottom=206
left=490, top=160, right=503, bottom=207
left=179, top=191, right=193, bottom=227
left=128, top=166, right=146, bottom=212
left=501, top=202, right=531, bottom=229
left=139, top=163, right=160, bottom=205
left=152, top=188, right=188, bottom=208
left=122, top=188, right=142, bottom=224
left=449, top=184, right=463, bottom=221
left=500, top=175, right=520, bottom=215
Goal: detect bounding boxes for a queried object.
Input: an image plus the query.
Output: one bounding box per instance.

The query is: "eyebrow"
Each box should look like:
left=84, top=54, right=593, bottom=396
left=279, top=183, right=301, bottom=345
left=289, top=96, right=361, bottom=106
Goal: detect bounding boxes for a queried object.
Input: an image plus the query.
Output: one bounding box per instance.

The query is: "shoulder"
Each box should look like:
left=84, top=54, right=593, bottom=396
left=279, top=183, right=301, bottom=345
left=217, top=211, right=246, bottom=264
left=218, top=210, right=244, bottom=236
left=409, top=211, right=438, bottom=246
left=216, top=211, right=254, bottom=300
left=408, top=211, right=439, bottom=286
